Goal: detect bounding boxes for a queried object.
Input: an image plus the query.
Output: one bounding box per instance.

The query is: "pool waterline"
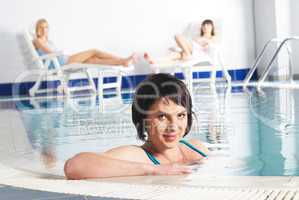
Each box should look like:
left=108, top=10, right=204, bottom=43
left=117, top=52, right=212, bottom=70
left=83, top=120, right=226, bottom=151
left=1, top=85, right=299, bottom=177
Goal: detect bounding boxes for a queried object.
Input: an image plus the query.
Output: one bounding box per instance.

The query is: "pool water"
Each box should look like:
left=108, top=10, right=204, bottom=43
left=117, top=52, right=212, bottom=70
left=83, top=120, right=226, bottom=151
left=1, top=85, right=299, bottom=177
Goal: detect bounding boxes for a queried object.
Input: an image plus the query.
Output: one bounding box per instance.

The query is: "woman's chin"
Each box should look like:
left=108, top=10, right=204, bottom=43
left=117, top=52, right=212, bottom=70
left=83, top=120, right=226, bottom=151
left=160, top=135, right=181, bottom=148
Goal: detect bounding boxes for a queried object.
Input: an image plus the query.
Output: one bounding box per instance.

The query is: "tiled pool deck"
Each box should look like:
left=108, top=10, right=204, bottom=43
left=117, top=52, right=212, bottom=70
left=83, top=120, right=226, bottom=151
left=1, top=164, right=299, bottom=200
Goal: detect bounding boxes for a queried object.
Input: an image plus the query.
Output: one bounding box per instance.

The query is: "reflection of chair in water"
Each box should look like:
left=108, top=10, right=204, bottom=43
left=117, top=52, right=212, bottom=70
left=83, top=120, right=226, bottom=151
left=97, top=69, right=122, bottom=98
left=206, top=86, right=232, bottom=147
left=62, top=95, right=134, bottom=139
left=98, top=95, right=129, bottom=114
left=15, top=102, right=60, bottom=171
left=29, top=97, right=64, bottom=111
left=64, top=94, right=129, bottom=114
left=65, top=94, right=97, bottom=112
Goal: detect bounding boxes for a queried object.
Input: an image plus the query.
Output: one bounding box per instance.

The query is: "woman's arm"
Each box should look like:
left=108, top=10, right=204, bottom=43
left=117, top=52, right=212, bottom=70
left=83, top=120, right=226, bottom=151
left=196, top=37, right=217, bottom=49
left=64, top=147, right=192, bottom=179
left=188, top=139, right=210, bottom=156
left=64, top=152, right=153, bottom=179
left=33, top=38, right=52, bottom=54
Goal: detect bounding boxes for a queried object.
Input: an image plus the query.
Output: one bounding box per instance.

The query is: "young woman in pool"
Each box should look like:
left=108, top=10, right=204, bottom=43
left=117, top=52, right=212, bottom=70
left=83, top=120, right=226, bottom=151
left=33, top=18, right=134, bottom=68
left=64, top=73, right=209, bottom=179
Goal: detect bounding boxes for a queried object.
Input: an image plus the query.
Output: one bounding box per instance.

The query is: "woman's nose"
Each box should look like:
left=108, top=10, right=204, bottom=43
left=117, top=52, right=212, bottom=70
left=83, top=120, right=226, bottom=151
left=166, top=124, right=181, bottom=135
left=166, top=117, right=179, bottom=129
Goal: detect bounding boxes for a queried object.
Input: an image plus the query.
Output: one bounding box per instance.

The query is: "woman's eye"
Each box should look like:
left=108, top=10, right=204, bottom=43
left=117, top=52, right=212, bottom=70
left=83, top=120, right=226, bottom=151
left=178, top=113, right=186, bottom=119
left=157, top=114, right=166, bottom=120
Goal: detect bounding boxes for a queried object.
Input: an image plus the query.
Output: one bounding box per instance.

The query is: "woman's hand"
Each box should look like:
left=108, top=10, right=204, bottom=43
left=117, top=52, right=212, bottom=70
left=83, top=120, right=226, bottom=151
left=200, top=41, right=210, bottom=49
left=195, top=37, right=212, bottom=51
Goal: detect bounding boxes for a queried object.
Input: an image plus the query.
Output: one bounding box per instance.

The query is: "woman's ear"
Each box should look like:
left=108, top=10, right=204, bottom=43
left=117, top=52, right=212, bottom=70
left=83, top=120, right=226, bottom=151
left=143, top=118, right=150, bottom=133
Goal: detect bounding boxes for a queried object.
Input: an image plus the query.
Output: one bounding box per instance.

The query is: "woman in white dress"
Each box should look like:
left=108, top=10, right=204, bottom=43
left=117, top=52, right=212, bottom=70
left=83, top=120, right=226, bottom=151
left=174, top=19, right=219, bottom=62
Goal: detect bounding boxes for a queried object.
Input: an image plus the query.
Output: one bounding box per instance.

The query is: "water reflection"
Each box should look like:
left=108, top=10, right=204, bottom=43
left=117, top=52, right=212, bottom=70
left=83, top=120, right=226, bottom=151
left=0, top=87, right=299, bottom=176
left=248, top=87, right=299, bottom=175
left=189, top=85, right=263, bottom=175
left=0, top=95, right=137, bottom=175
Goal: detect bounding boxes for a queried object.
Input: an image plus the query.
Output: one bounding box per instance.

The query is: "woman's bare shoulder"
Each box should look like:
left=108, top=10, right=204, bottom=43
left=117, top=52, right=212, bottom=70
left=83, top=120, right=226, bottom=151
left=103, top=145, right=147, bottom=163
left=33, top=38, right=45, bottom=48
left=106, top=145, right=142, bottom=153
left=187, top=139, right=209, bottom=155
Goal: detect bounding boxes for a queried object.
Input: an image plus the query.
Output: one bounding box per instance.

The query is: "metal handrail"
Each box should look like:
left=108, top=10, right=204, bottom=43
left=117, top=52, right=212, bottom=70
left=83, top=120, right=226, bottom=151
left=243, top=38, right=282, bottom=86
left=257, top=37, right=299, bottom=87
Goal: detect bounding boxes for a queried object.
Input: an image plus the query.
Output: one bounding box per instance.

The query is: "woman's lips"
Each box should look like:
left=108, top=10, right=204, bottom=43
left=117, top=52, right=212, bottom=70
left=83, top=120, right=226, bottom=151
left=162, top=134, right=177, bottom=142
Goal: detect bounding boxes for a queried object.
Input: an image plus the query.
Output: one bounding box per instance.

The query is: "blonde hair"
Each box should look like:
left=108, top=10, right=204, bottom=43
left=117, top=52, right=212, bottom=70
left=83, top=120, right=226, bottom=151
left=35, top=18, right=48, bottom=38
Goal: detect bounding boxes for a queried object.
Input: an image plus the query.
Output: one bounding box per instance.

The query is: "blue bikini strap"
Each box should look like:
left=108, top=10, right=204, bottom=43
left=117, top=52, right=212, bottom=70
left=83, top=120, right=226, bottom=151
left=179, top=140, right=208, bottom=158
left=142, top=148, right=160, bottom=165
left=143, top=140, right=207, bottom=165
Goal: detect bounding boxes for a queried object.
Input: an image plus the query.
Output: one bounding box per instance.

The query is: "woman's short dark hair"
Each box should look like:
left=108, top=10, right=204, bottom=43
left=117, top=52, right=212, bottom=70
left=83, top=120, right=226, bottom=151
left=200, top=19, right=215, bottom=36
left=132, top=73, right=193, bottom=141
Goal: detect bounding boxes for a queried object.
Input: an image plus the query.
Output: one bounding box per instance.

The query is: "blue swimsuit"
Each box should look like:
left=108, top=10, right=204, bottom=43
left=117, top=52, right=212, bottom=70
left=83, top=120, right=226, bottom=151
left=36, top=41, right=69, bottom=69
left=143, top=140, right=208, bottom=165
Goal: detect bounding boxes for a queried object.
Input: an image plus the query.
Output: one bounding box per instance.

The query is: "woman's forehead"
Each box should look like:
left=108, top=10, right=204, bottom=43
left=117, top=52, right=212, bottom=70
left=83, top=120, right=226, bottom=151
left=203, top=23, right=212, bottom=26
left=40, top=22, right=48, bottom=27
left=150, top=98, right=186, bottom=112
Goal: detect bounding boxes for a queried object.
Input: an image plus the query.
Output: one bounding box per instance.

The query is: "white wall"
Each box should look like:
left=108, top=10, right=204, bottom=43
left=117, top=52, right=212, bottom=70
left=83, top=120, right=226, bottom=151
left=290, top=0, right=299, bottom=76
left=0, top=0, right=255, bottom=83
left=254, top=0, right=278, bottom=77
left=254, top=0, right=299, bottom=78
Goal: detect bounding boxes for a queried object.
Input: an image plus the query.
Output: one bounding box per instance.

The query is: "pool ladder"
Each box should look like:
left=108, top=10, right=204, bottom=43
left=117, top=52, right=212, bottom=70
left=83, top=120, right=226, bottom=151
left=243, top=36, right=299, bottom=88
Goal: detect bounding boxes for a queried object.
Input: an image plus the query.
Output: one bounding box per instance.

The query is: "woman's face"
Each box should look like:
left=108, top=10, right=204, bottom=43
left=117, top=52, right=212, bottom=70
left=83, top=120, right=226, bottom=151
left=201, top=23, right=213, bottom=35
left=146, top=98, right=188, bottom=150
left=37, top=22, right=49, bottom=37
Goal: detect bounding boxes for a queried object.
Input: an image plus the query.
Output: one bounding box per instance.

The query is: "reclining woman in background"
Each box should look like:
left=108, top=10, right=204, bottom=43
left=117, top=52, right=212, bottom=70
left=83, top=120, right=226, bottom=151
left=64, top=73, right=209, bottom=179
left=33, top=18, right=135, bottom=68
left=140, top=19, right=219, bottom=67
left=174, top=19, right=218, bottom=61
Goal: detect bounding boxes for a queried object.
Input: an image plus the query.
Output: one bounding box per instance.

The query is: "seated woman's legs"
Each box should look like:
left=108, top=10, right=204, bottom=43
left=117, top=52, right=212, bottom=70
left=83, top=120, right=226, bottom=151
left=67, top=49, right=134, bottom=66
left=143, top=34, right=193, bottom=65
left=174, top=35, right=192, bottom=60
left=143, top=52, right=181, bottom=65
left=84, top=56, right=133, bottom=66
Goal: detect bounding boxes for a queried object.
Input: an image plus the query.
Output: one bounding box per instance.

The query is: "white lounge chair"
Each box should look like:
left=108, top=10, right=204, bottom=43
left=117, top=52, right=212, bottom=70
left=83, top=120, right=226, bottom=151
left=22, top=29, right=97, bottom=96
left=23, top=30, right=132, bottom=97
left=150, top=54, right=231, bottom=96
